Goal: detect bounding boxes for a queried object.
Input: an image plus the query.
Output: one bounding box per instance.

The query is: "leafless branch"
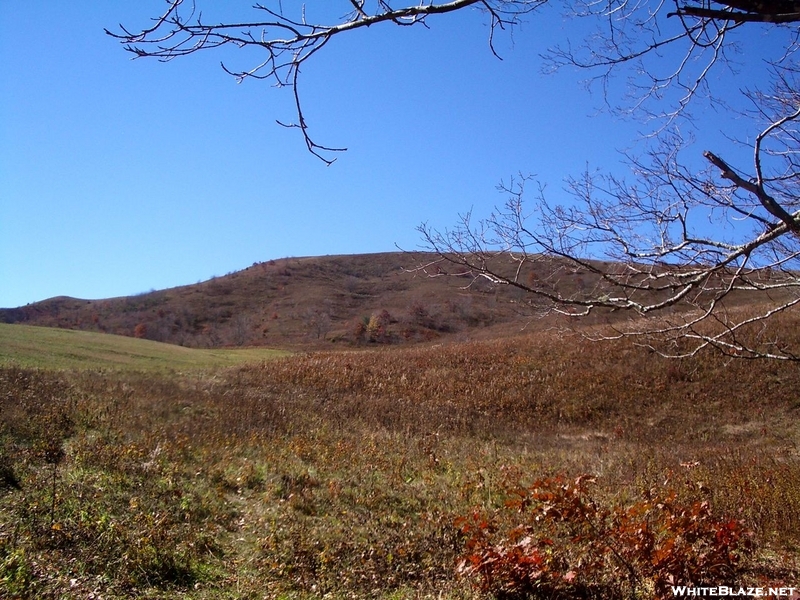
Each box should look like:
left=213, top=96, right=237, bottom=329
left=111, top=2, right=800, bottom=358
left=418, top=88, right=800, bottom=358
left=544, top=0, right=799, bottom=131
left=107, top=0, right=543, bottom=163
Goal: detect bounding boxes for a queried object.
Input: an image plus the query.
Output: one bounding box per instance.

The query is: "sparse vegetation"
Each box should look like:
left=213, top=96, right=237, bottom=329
left=1, top=311, right=799, bottom=598
left=0, top=253, right=561, bottom=350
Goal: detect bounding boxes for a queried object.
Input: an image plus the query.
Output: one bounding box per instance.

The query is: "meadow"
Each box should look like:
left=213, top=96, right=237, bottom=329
left=1, top=318, right=799, bottom=598
left=0, top=324, right=289, bottom=371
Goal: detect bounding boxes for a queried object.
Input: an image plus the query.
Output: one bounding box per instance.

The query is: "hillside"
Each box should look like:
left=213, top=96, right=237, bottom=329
left=0, top=252, right=589, bottom=349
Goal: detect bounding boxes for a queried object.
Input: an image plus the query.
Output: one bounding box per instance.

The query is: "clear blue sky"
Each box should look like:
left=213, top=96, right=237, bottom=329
left=0, top=1, right=778, bottom=308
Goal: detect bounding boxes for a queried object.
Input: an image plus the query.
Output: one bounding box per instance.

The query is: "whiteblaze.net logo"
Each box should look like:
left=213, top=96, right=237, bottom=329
left=671, top=586, right=797, bottom=597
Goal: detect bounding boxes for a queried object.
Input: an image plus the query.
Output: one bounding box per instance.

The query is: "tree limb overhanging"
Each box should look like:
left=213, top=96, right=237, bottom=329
left=418, top=91, right=800, bottom=359
left=109, top=0, right=794, bottom=158
left=110, top=2, right=800, bottom=358
left=672, top=0, right=800, bottom=23
left=106, top=0, right=542, bottom=164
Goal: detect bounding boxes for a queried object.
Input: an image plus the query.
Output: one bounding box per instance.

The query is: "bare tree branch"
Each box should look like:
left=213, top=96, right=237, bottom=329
left=111, top=2, right=800, bottom=358
left=107, top=0, right=543, bottom=163
left=418, top=92, right=800, bottom=359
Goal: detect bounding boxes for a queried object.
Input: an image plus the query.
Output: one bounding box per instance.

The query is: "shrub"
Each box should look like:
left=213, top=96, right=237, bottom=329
left=367, top=310, right=392, bottom=343
left=456, top=475, right=755, bottom=600
left=352, top=318, right=367, bottom=343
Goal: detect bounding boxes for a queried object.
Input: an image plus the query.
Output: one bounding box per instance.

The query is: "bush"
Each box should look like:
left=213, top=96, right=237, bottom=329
left=456, top=475, right=755, bottom=599
left=367, top=310, right=392, bottom=343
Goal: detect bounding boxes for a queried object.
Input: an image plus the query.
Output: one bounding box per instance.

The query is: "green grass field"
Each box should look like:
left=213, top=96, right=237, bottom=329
left=0, top=323, right=288, bottom=371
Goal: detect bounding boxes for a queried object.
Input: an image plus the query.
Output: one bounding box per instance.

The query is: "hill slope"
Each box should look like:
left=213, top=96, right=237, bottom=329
left=0, top=323, right=288, bottom=370
left=0, top=253, right=575, bottom=348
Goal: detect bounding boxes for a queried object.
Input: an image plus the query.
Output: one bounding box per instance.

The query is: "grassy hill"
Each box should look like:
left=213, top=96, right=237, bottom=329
left=2, top=252, right=791, bottom=353
left=0, top=252, right=591, bottom=349
left=0, top=323, right=288, bottom=371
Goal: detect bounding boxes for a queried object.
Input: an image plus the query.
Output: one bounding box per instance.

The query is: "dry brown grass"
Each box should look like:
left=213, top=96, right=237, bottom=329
left=2, top=313, right=799, bottom=598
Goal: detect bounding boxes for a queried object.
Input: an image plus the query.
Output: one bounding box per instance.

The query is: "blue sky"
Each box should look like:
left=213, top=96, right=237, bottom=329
left=0, top=1, right=778, bottom=308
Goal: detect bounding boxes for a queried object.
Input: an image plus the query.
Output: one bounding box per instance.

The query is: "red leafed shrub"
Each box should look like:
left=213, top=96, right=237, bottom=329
left=456, top=475, right=754, bottom=600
